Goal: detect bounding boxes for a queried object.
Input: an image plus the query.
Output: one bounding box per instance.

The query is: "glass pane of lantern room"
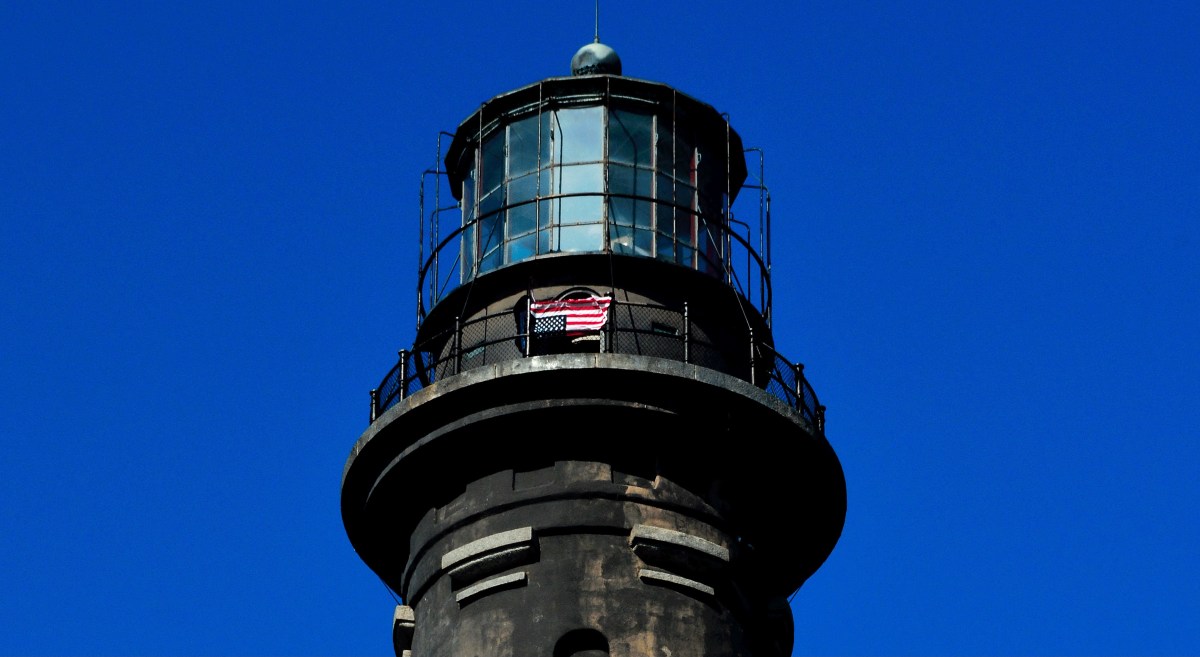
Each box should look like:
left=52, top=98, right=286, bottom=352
left=609, top=165, right=636, bottom=227
left=481, top=133, right=504, bottom=195
left=462, top=223, right=476, bottom=280
left=462, top=168, right=475, bottom=222
left=556, top=164, right=603, bottom=225
left=553, top=107, right=603, bottom=165
left=610, top=109, right=653, bottom=167
left=508, top=174, right=538, bottom=237
left=559, top=224, right=602, bottom=253
left=657, top=125, right=694, bottom=184
left=509, top=115, right=540, bottom=178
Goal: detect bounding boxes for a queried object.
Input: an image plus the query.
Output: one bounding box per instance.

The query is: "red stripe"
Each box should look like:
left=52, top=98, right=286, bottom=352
left=530, top=297, right=611, bottom=316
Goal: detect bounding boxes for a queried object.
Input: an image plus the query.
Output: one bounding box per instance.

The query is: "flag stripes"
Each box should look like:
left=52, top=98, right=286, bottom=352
left=530, top=296, right=612, bottom=334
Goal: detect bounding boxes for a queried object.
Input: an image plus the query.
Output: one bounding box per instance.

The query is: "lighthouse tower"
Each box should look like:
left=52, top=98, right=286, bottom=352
left=340, top=42, right=846, bottom=657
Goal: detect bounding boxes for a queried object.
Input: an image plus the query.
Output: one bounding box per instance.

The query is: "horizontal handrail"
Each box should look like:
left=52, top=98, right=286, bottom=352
left=417, top=184, right=772, bottom=330
left=371, top=299, right=823, bottom=434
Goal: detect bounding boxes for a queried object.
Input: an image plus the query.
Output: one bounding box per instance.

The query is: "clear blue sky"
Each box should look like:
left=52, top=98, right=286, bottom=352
left=2, top=2, right=1197, bottom=655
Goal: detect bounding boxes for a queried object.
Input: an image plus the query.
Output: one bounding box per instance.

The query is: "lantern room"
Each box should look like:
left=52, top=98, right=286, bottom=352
left=442, top=73, right=749, bottom=284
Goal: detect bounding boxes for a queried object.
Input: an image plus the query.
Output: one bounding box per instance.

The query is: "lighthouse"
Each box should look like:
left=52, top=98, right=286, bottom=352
left=340, top=41, right=846, bottom=657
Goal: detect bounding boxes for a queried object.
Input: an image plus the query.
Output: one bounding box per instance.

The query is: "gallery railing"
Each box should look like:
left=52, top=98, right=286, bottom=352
left=370, top=299, right=824, bottom=435
left=417, top=144, right=776, bottom=334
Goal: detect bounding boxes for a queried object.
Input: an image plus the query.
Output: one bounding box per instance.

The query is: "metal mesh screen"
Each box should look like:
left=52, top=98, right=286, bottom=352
left=609, top=302, right=684, bottom=360
left=762, top=349, right=798, bottom=408
left=375, top=361, right=403, bottom=416
left=371, top=299, right=822, bottom=434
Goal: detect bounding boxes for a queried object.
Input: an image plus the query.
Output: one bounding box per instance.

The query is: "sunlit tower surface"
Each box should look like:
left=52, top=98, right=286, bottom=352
left=341, top=42, right=846, bottom=657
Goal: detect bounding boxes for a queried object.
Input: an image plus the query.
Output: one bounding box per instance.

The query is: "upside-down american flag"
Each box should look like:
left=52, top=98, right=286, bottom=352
left=530, top=295, right=612, bottom=335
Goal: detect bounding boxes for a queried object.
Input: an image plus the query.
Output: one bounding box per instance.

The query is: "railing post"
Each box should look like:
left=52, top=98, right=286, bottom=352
left=454, top=316, right=462, bottom=375
left=524, top=303, right=532, bottom=357
left=605, top=298, right=614, bottom=354
left=817, top=404, right=826, bottom=434
left=369, top=389, right=378, bottom=422
left=682, top=301, right=690, bottom=364
left=794, top=362, right=805, bottom=412
left=398, top=349, right=409, bottom=401
left=748, top=328, right=756, bottom=386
